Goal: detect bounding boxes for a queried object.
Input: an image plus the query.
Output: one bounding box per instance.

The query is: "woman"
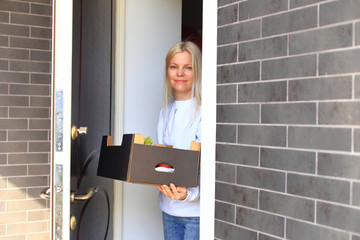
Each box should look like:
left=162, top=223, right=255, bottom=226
left=156, top=41, right=202, bottom=240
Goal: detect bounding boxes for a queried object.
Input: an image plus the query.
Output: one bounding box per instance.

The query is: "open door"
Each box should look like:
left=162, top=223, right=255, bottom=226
left=70, top=0, right=113, bottom=239
left=50, top=0, right=113, bottom=239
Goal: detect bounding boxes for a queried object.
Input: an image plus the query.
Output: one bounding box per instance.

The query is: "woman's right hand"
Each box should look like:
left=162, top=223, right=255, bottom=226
left=157, top=183, right=188, bottom=200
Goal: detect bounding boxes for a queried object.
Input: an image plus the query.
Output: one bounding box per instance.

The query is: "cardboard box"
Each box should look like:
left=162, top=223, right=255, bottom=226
left=97, top=134, right=201, bottom=187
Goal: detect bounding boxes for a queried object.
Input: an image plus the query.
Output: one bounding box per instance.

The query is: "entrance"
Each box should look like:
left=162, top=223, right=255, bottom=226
left=49, top=0, right=216, bottom=239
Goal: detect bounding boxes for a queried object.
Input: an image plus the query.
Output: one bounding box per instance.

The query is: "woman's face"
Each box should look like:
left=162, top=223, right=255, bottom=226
left=167, top=51, right=193, bottom=101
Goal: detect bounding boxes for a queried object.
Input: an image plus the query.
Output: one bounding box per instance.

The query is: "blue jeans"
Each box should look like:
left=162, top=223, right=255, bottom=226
left=162, top=212, right=199, bottom=240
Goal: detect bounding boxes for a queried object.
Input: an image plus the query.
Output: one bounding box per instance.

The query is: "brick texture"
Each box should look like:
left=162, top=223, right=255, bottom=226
left=0, top=0, right=51, bottom=239
left=215, top=0, right=360, bottom=239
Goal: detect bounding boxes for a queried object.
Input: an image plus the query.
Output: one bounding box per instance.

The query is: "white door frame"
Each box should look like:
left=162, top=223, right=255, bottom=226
left=199, top=1, right=217, bottom=239
left=112, top=0, right=125, bottom=239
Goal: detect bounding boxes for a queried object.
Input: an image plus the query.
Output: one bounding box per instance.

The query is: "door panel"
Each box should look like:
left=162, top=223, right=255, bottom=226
left=71, top=0, right=113, bottom=239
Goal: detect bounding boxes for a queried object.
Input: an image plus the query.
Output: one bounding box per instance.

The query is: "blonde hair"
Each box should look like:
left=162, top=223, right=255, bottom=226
left=162, top=41, right=202, bottom=121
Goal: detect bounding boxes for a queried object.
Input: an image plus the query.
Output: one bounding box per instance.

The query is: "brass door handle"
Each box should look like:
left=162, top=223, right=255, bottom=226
left=40, top=186, right=62, bottom=200
left=71, top=125, right=88, bottom=140
left=40, top=187, right=51, bottom=200
left=70, top=188, right=96, bottom=203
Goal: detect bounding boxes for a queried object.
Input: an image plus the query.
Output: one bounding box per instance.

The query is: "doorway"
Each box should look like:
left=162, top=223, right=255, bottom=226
left=116, top=0, right=203, bottom=239
left=51, top=0, right=216, bottom=239
left=182, top=0, right=203, bottom=50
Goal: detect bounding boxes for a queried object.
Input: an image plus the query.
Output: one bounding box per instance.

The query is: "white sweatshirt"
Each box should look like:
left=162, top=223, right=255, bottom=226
left=156, top=98, right=201, bottom=217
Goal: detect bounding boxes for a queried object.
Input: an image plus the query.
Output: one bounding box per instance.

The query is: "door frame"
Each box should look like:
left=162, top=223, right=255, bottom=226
left=199, top=1, right=217, bottom=239
left=112, top=0, right=125, bottom=238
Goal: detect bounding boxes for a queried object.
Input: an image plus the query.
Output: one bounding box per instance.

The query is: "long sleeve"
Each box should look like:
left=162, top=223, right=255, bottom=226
left=156, top=98, right=201, bottom=217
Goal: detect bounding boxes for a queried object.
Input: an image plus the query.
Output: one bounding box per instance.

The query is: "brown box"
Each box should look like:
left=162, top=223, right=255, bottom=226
left=97, top=134, right=200, bottom=187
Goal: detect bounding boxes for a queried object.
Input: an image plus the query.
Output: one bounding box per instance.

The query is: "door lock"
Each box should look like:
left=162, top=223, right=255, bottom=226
left=70, top=188, right=96, bottom=204
left=71, top=125, right=88, bottom=140
left=70, top=215, right=77, bottom=230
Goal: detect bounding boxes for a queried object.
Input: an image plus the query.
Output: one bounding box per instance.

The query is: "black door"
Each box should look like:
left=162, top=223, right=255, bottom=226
left=71, top=0, right=113, bottom=239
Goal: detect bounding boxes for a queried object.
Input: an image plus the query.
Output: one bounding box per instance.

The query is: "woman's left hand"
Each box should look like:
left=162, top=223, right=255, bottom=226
left=157, top=183, right=188, bottom=200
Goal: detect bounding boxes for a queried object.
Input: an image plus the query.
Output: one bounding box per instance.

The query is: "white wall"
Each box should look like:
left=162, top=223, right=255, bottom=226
left=122, top=0, right=181, bottom=239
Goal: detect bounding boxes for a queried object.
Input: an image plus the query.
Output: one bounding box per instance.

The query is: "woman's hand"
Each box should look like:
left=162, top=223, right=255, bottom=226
left=157, top=183, right=188, bottom=200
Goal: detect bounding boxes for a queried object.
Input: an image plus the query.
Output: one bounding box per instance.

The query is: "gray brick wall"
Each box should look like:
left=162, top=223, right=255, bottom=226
left=0, top=0, right=51, bottom=239
left=216, top=0, right=360, bottom=239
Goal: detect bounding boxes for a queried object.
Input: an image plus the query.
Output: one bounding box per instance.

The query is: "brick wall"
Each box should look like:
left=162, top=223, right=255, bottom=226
left=215, top=0, right=360, bottom=239
left=0, top=0, right=52, bottom=239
